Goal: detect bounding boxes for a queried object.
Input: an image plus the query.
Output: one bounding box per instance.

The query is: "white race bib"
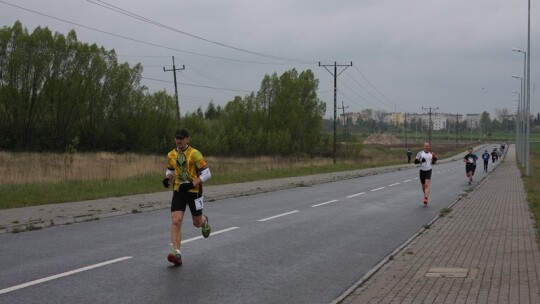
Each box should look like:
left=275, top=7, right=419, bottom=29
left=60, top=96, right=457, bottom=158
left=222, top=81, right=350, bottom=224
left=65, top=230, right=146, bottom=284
left=194, top=196, right=204, bottom=210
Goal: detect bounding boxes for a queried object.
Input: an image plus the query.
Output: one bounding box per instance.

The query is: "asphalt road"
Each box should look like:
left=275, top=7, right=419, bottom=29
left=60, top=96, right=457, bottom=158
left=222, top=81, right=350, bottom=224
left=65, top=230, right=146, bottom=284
left=0, top=155, right=493, bottom=304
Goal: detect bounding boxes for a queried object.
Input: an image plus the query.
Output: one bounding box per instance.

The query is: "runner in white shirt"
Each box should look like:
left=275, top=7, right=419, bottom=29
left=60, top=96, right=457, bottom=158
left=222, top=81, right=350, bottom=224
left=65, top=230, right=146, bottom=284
left=414, top=142, right=437, bottom=205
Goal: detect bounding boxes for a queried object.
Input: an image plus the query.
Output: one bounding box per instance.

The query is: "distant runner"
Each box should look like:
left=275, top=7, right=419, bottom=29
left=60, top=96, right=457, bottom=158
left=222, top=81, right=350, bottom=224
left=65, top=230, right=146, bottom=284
left=491, top=148, right=498, bottom=163
left=463, top=147, right=478, bottom=185
left=481, top=149, right=490, bottom=172
left=414, top=142, right=437, bottom=205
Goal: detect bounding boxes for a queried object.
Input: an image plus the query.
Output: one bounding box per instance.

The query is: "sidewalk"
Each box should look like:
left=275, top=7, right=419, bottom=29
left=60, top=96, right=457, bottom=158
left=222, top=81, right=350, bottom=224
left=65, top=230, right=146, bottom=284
left=338, top=145, right=540, bottom=304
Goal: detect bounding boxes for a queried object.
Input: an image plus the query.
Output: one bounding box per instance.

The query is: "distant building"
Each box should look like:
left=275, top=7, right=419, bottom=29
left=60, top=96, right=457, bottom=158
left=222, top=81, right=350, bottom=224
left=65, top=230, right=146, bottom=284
left=339, top=112, right=363, bottom=125
left=432, top=114, right=447, bottom=131
left=404, top=113, right=445, bottom=130
left=340, top=111, right=472, bottom=131
left=465, top=114, right=481, bottom=129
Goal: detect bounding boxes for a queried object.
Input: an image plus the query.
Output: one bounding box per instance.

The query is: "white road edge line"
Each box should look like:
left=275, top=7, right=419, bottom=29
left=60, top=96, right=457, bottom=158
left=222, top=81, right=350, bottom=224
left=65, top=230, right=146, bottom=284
left=0, top=256, right=133, bottom=295
left=177, top=227, right=240, bottom=245
left=370, top=187, right=385, bottom=192
left=388, top=183, right=400, bottom=187
left=347, top=192, right=365, bottom=198
left=403, top=179, right=412, bottom=183
left=258, top=210, right=299, bottom=222
left=311, top=200, right=338, bottom=208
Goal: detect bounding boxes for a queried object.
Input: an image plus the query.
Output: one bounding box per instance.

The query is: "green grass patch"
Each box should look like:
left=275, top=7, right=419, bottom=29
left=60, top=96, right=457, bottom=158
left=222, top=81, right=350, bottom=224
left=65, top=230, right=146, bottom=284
left=0, top=142, right=513, bottom=210
left=439, top=208, right=453, bottom=217
left=523, top=142, right=540, bottom=236
left=0, top=161, right=395, bottom=209
left=0, top=174, right=164, bottom=209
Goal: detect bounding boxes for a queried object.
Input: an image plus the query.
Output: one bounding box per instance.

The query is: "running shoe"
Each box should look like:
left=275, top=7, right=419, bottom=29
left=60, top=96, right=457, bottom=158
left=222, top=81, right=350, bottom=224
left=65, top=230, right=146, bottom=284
left=167, top=251, right=182, bottom=266
left=202, top=216, right=211, bottom=238
left=423, top=197, right=428, bottom=205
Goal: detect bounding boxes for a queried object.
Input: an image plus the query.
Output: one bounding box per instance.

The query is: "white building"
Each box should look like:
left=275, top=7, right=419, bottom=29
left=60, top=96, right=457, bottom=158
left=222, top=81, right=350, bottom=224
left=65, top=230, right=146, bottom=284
left=465, top=114, right=481, bottom=129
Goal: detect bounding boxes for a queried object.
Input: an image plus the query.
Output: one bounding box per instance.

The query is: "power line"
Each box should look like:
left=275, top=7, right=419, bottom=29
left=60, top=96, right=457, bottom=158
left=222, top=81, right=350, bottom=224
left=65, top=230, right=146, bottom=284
left=142, top=77, right=253, bottom=93
left=0, top=1, right=310, bottom=65
left=338, top=101, right=349, bottom=134
left=338, top=79, right=390, bottom=111
left=163, top=56, right=184, bottom=124
left=87, top=0, right=317, bottom=64
left=180, top=61, right=245, bottom=93
left=319, top=61, right=353, bottom=164
left=352, top=65, right=400, bottom=111
left=343, top=69, right=398, bottom=111
left=422, top=106, right=439, bottom=145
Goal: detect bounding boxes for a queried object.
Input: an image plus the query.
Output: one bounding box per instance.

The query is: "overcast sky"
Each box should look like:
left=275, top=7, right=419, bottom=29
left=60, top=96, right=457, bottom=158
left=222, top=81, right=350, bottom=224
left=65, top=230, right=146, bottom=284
left=1, top=0, right=538, bottom=119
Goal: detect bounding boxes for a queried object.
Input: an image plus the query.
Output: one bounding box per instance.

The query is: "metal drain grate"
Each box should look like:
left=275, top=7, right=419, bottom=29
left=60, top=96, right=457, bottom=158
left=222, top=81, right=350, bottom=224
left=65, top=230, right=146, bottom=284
left=415, top=267, right=479, bottom=279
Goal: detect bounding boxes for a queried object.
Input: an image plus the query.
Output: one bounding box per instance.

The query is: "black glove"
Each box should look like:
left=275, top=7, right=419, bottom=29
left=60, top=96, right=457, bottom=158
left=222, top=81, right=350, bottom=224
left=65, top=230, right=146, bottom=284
left=178, top=182, right=194, bottom=192
left=421, top=158, right=426, bottom=163
left=414, top=159, right=420, bottom=164
left=162, top=178, right=170, bottom=188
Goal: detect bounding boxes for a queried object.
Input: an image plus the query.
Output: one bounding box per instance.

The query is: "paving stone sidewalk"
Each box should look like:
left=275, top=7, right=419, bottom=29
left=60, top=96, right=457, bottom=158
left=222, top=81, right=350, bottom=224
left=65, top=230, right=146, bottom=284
left=338, top=145, right=540, bottom=304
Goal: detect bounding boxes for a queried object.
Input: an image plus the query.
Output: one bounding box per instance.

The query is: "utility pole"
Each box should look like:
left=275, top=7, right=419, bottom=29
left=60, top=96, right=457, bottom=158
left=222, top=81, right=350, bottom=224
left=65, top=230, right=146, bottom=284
left=319, top=61, right=353, bottom=164
left=526, top=0, right=531, bottom=176
left=455, top=113, right=460, bottom=148
left=163, top=56, right=185, bottom=126
left=404, top=112, right=408, bottom=149
left=422, top=106, right=439, bottom=145
left=338, top=101, right=349, bottom=134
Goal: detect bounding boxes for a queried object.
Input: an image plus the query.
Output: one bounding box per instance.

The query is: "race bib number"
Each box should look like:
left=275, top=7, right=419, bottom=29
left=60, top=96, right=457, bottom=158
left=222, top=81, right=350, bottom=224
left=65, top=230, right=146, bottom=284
left=194, top=196, right=204, bottom=210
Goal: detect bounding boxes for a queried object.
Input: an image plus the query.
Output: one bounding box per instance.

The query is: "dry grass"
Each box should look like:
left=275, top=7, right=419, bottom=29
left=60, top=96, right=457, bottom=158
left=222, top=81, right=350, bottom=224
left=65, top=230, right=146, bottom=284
left=0, top=152, right=342, bottom=185
left=0, top=152, right=163, bottom=185
left=0, top=143, right=465, bottom=186
left=0, top=143, right=478, bottom=208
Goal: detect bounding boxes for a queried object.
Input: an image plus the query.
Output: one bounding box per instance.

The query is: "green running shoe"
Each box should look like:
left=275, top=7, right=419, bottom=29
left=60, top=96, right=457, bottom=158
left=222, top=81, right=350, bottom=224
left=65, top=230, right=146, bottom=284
left=202, top=216, right=211, bottom=238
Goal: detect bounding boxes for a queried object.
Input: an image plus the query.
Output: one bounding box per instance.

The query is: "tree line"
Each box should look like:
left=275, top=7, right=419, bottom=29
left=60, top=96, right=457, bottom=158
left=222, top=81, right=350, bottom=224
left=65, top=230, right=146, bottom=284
left=0, top=22, right=332, bottom=157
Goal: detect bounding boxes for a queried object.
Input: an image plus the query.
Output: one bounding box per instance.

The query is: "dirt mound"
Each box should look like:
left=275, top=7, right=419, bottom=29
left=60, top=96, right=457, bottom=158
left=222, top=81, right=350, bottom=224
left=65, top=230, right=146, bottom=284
left=363, top=134, right=403, bottom=145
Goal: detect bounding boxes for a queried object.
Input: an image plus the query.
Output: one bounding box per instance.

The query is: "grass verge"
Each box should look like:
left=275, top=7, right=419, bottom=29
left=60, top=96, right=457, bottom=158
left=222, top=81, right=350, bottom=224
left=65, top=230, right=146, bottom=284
left=522, top=142, right=540, bottom=237
left=0, top=144, right=475, bottom=209
left=0, top=160, right=399, bottom=209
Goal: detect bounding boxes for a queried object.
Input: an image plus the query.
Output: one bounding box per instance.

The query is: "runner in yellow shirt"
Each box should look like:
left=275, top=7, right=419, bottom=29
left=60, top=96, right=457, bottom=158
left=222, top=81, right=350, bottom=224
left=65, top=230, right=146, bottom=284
left=162, top=129, right=211, bottom=266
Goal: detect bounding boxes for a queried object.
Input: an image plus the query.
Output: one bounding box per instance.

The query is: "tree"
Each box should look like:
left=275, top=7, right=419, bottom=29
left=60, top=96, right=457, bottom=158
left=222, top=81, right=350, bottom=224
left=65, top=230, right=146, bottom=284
left=374, top=110, right=386, bottom=133
left=0, top=22, right=161, bottom=152
left=204, top=100, right=222, bottom=120
left=479, top=111, right=491, bottom=138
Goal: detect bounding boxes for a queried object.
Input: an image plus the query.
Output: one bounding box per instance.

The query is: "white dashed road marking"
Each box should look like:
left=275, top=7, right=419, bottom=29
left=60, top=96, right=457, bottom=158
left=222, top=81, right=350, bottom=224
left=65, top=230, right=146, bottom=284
left=311, top=200, right=339, bottom=208
left=0, top=256, right=133, bottom=295
left=180, top=227, right=240, bottom=244
left=258, top=210, right=299, bottom=222
left=347, top=192, right=365, bottom=198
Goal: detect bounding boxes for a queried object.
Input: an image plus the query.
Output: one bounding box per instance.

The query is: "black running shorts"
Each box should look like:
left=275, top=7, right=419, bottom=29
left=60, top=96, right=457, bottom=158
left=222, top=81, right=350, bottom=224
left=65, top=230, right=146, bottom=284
left=465, top=164, right=476, bottom=174
left=171, top=191, right=202, bottom=216
left=419, top=169, right=432, bottom=185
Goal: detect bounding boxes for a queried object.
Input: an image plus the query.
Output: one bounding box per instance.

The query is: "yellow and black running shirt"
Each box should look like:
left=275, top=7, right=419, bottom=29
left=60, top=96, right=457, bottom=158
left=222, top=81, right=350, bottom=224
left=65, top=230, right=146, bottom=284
left=166, top=146, right=208, bottom=193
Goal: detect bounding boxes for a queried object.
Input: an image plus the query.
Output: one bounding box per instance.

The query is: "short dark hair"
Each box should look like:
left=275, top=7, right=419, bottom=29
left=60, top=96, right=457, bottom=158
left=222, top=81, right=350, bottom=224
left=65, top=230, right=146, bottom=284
left=175, top=129, right=189, bottom=139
